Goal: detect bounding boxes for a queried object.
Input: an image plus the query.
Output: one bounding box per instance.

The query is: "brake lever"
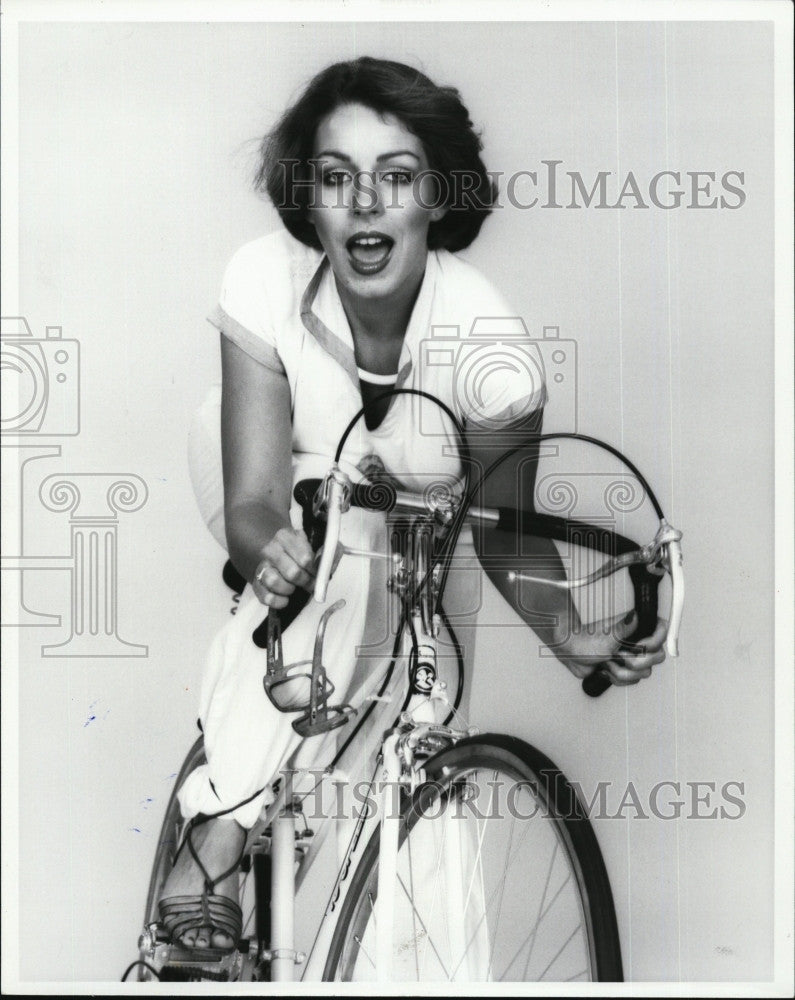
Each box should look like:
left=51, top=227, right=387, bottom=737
left=508, top=516, right=684, bottom=697
left=650, top=520, right=684, bottom=657
left=507, top=546, right=654, bottom=591
left=314, top=466, right=351, bottom=603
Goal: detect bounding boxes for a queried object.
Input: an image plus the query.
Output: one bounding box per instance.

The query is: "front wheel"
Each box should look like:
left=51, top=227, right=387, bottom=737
left=324, top=734, right=622, bottom=983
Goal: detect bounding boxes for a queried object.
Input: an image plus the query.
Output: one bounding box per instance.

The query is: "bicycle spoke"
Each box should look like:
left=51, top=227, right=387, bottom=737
left=395, top=871, right=452, bottom=979
left=523, top=879, right=577, bottom=979
left=420, top=801, right=452, bottom=977
left=517, top=839, right=559, bottom=978
left=327, top=741, right=621, bottom=984
left=457, top=769, right=494, bottom=979
left=354, top=934, right=376, bottom=971
left=441, top=802, right=460, bottom=978
left=240, top=897, right=256, bottom=937
left=450, top=785, right=534, bottom=980
left=449, top=775, right=565, bottom=981
left=535, top=922, right=581, bottom=980
left=459, top=769, right=494, bottom=919
left=501, top=862, right=577, bottom=979
left=395, top=786, right=495, bottom=981
left=461, top=794, right=489, bottom=917
left=417, top=792, right=453, bottom=976
left=484, top=806, right=517, bottom=980
left=364, top=772, right=588, bottom=983
left=405, top=817, right=420, bottom=980
left=476, top=814, right=489, bottom=971
left=565, top=968, right=589, bottom=981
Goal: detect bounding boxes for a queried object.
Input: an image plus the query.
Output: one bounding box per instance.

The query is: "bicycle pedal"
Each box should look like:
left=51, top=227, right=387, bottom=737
left=292, top=702, right=356, bottom=737
left=159, top=962, right=232, bottom=982
left=164, top=944, right=230, bottom=964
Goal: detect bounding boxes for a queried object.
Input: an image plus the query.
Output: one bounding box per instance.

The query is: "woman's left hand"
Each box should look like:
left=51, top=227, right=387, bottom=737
left=553, top=610, right=668, bottom=686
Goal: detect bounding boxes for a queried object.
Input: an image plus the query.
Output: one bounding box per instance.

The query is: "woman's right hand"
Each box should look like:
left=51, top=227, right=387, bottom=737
left=252, top=527, right=317, bottom=609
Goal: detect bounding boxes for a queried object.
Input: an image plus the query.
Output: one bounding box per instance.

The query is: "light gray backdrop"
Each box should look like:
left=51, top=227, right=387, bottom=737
left=10, top=17, right=774, bottom=984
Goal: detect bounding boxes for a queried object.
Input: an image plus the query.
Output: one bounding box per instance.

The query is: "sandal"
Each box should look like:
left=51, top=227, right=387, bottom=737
left=158, top=815, right=245, bottom=953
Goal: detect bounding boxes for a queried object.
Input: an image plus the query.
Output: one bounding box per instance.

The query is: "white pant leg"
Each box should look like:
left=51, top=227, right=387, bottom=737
left=183, top=388, right=395, bottom=827
left=178, top=506, right=386, bottom=830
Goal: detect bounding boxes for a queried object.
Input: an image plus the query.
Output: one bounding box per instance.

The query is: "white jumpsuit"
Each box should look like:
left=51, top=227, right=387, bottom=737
left=179, top=228, right=547, bottom=828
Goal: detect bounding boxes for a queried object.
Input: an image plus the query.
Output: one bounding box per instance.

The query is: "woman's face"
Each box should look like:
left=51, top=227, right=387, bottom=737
left=309, top=102, right=445, bottom=305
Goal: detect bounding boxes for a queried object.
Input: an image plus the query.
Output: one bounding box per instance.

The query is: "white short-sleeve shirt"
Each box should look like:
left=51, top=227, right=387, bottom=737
left=194, top=228, right=546, bottom=545
left=179, top=230, right=549, bottom=826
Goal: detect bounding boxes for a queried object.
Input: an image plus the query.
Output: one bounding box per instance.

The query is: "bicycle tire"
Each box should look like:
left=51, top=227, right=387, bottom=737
left=323, top=733, right=623, bottom=983
left=142, top=735, right=207, bottom=931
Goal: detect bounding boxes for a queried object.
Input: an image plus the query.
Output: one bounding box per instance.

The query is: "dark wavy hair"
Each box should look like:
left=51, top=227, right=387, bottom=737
left=255, top=57, right=497, bottom=252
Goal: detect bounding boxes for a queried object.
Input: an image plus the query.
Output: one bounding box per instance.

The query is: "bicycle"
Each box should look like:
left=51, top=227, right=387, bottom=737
left=125, top=392, right=684, bottom=984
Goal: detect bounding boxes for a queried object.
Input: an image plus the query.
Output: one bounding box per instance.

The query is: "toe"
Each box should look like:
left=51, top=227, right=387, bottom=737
left=180, top=929, right=197, bottom=948
left=211, top=929, right=234, bottom=949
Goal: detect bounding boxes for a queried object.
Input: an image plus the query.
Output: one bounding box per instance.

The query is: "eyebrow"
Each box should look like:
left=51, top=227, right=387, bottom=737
left=315, top=149, right=421, bottom=164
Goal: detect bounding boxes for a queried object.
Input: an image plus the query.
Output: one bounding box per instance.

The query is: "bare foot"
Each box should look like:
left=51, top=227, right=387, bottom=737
left=160, top=816, right=246, bottom=949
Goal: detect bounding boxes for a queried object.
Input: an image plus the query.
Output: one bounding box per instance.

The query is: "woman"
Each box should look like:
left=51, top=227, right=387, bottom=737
left=160, top=56, right=667, bottom=951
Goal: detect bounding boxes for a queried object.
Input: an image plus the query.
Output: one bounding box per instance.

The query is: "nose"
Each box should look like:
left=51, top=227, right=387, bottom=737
left=351, top=171, right=382, bottom=216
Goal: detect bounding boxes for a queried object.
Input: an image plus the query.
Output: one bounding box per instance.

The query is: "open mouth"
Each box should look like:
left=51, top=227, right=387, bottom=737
left=345, top=232, right=394, bottom=275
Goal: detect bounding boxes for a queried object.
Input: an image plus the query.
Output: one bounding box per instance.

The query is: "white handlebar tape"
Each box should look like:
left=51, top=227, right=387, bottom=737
left=665, top=539, right=684, bottom=657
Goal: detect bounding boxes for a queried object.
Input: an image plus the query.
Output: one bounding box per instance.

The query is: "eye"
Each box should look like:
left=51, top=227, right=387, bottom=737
left=321, top=168, right=352, bottom=187
left=379, top=170, right=414, bottom=185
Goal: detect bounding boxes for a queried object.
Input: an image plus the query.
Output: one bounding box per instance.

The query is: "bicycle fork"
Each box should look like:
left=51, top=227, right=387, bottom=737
left=375, top=730, right=402, bottom=981
left=266, top=802, right=305, bottom=982
left=374, top=609, right=459, bottom=981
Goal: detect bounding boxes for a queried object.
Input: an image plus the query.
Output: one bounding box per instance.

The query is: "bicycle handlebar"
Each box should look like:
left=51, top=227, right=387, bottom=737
left=582, top=561, right=661, bottom=697
left=253, top=473, right=683, bottom=697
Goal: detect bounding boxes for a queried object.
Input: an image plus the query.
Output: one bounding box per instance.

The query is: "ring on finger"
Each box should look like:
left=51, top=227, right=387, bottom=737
left=256, top=565, right=269, bottom=586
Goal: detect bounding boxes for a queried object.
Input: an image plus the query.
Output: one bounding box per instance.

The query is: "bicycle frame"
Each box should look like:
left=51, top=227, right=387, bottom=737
left=255, top=490, right=474, bottom=982
left=241, top=670, right=467, bottom=982
left=136, top=455, right=683, bottom=983
left=258, top=462, right=683, bottom=981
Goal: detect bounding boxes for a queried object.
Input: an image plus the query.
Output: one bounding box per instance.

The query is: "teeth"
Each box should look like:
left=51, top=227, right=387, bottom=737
left=352, top=236, right=387, bottom=246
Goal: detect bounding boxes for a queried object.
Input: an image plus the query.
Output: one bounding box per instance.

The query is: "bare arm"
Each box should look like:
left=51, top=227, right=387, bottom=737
left=469, top=408, right=666, bottom=685
left=468, top=409, right=573, bottom=648
left=221, top=335, right=315, bottom=606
